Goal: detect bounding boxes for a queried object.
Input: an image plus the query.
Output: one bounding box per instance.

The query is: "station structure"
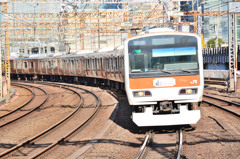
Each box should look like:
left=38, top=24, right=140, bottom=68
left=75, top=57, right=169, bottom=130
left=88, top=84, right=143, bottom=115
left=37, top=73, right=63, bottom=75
left=0, top=0, right=240, bottom=99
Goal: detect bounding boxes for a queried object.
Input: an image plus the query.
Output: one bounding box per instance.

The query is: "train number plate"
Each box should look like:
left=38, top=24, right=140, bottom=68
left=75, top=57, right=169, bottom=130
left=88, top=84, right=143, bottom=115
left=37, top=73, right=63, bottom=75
left=153, top=78, right=176, bottom=87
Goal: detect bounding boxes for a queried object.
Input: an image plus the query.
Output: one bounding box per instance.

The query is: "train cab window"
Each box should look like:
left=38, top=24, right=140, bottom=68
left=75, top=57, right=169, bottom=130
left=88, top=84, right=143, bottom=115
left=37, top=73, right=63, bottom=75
left=24, top=62, right=28, bottom=69
left=30, top=62, right=34, bottom=68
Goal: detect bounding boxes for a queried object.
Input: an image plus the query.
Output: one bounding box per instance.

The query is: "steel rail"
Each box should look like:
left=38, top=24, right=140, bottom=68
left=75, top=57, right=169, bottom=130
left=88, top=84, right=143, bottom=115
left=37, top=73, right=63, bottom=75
left=204, top=80, right=226, bottom=86
left=135, top=130, right=152, bottom=159
left=0, top=83, right=34, bottom=119
left=136, top=128, right=183, bottom=159
left=176, top=128, right=183, bottom=159
left=0, top=82, right=48, bottom=128
left=203, top=95, right=240, bottom=118
left=29, top=81, right=101, bottom=158
left=0, top=82, right=83, bottom=158
left=203, top=94, right=240, bottom=107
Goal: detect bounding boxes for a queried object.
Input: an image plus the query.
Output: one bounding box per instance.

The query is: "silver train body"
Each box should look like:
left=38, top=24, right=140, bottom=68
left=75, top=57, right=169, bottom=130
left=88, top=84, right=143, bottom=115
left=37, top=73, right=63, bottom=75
left=11, top=29, right=204, bottom=127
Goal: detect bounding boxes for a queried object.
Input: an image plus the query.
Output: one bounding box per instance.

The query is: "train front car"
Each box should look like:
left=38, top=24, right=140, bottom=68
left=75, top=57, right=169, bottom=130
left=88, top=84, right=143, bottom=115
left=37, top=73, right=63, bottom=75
left=124, top=30, right=204, bottom=127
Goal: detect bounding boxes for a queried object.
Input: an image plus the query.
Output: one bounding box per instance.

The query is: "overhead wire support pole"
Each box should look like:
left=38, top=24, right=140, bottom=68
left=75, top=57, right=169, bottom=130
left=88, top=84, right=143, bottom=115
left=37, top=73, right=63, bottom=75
left=228, top=1, right=240, bottom=92
left=1, top=1, right=11, bottom=101
left=0, top=38, right=2, bottom=98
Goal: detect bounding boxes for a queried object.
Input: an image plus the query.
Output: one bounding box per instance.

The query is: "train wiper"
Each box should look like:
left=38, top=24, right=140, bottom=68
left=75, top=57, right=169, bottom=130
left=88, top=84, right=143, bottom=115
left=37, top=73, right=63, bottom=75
left=161, top=70, right=172, bottom=74
left=131, top=70, right=143, bottom=73
left=180, top=69, right=192, bottom=73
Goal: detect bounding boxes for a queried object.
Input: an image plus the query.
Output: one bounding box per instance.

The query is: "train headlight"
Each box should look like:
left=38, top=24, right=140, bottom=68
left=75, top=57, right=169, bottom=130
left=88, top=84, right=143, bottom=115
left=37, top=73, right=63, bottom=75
left=133, top=91, right=151, bottom=97
left=179, top=88, right=197, bottom=95
left=186, top=89, right=192, bottom=94
left=138, top=91, right=144, bottom=97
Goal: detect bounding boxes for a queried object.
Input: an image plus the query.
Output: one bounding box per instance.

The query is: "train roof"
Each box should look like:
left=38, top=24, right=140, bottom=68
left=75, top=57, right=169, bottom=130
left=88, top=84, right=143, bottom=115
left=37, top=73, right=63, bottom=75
left=140, top=27, right=174, bottom=35
left=11, top=46, right=124, bottom=60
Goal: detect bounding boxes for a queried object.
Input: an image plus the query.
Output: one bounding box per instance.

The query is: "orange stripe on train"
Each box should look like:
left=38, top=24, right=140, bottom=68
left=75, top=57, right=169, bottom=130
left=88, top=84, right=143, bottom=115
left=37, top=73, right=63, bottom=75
left=129, top=75, right=201, bottom=89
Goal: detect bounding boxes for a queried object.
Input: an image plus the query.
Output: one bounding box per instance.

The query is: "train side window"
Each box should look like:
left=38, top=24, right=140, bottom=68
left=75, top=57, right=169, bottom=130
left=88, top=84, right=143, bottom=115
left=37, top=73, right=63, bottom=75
left=24, top=62, right=28, bottom=68
left=53, top=61, right=55, bottom=68
left=96, top=59, right=99, bottom=69
left=82, top=59, right=86, bottom=69
left=65, top=60, right=68, bottom=68
left=111, top=58, right=113, bottom=69
left=107, top=59, right=109, bottom=69
left=30, top=62, right=34, bottom=68
left=13, top=61, right=16, bottom=69
left=87, top=59, right=90, bottom=69
left=76, top=60, right=79, bottom=68
left=17, top=61, right=21, bottom=68
left=79, top=60, right=82, bottom=68
left=92, top=59, right=95, bottom=68
left=116, top=58, right=118, bottom=69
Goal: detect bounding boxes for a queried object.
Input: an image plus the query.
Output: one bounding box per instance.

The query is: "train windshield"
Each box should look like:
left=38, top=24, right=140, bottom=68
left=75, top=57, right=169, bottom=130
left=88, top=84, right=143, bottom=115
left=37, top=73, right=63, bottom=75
left=128, top=35, right=198, bottom=74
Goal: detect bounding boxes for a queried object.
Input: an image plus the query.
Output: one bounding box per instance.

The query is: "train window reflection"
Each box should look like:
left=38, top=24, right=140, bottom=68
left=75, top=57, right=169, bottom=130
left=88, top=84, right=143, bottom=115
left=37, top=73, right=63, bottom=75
left=128, top=35, right=198, bottom=73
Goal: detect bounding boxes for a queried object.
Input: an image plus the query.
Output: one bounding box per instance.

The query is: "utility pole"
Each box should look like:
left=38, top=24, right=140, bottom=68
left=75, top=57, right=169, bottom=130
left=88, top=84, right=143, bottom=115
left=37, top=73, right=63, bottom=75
left=228, top=1, right=240, bottom=92
left=1, top=1, right=11, bottom=101
left=33, top=3, right=38, bottom=37
left=97, top=4, right=100, bottom=50
left=197, top=5, right=202, bottom=36
left=0, top=38, right=2, bottom=98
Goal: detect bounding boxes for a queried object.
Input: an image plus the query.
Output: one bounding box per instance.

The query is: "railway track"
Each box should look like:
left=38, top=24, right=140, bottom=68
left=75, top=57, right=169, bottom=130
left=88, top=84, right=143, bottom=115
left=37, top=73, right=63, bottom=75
left=0, top=83, right=34, bottom=118
left=204, top=79, right=227, bottom=86
left=136, top=128, right=183, bottom=159
left=203, top=94, right=240, bottom=118
left=0, top=81, right=101, bottom=158
left=0, top=82, right=48, bottom=128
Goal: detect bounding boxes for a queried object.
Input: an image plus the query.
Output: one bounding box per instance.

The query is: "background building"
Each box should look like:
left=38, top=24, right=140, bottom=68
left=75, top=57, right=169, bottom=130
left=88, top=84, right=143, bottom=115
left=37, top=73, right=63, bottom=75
left=1, top=3, right=66, bottom=57
left=202, top=0, right=240, bottom=46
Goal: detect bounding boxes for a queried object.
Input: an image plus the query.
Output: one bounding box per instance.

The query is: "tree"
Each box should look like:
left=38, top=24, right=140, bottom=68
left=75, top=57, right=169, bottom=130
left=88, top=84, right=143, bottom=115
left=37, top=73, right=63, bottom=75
left=207, top=38, right=225, bottom=48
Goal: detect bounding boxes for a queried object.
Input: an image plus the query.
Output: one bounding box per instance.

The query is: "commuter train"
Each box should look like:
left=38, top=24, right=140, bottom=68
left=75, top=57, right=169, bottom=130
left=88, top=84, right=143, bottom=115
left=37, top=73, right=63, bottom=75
left=10, top=28, right=204, bottom=127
